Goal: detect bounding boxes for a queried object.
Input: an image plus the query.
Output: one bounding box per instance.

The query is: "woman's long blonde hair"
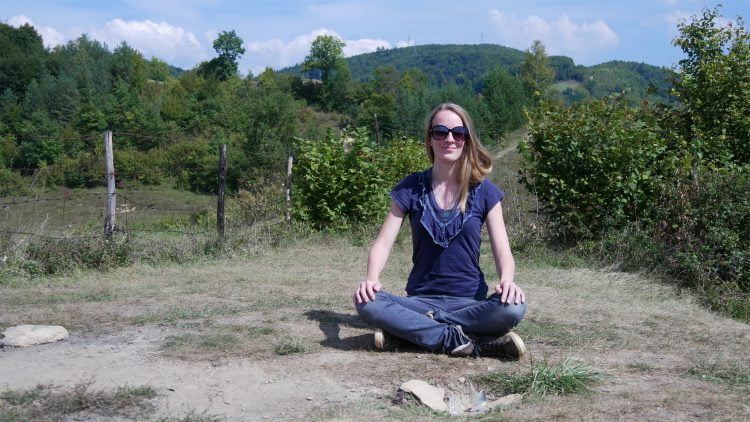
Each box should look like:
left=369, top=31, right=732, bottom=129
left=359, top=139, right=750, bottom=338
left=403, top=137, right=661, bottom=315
left=423, top=103, right=493, bottom=213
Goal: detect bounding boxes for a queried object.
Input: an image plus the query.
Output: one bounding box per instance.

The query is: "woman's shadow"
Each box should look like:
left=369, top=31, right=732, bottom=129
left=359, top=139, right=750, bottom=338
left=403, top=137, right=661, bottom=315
left=304, top=310, right=373, bottom=351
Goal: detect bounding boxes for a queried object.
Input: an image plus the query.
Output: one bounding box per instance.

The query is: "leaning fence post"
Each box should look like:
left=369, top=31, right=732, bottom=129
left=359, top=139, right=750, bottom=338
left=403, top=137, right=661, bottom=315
left=285, top=154, right=293, bottom=223
left=103, top=130, right=116, bottom=238
left=217, top=144, right=227, bottom=243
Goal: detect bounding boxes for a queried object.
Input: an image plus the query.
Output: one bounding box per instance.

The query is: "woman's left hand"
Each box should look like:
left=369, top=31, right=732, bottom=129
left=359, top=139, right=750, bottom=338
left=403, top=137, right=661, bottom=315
left=495, top=280, right=525, bottom=304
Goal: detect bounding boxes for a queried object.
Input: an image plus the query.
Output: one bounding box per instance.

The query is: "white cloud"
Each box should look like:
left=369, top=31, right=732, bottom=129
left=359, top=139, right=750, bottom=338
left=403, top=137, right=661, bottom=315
left=8, top=15, right=66, bottom=48
left=244, top=28, right=395, bottom=75
left=90, top=19, right=207, bottom=66
left=489, top=11, right=619, bottom=61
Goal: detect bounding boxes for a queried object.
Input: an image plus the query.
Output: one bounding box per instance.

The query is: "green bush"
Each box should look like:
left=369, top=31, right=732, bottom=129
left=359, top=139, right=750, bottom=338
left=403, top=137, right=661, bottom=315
left=114, top=149, right=163, bottom=185
left=0, top=168, right=28, bottom=197
left=293, top=127, right=429, bottom=228
left=44, top=154, right=103, bottom=188
left=520, top=97, right=677, bottom=240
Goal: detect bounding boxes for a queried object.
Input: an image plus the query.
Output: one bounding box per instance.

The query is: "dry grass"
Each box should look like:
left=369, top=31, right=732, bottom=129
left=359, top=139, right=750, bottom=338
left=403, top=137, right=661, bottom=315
left=1, top=232, right=749, bottom=420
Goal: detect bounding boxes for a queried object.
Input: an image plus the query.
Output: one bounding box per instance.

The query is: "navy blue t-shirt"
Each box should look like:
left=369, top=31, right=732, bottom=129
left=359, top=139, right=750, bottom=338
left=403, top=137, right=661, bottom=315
left=390, top=169, right=505, bottom=300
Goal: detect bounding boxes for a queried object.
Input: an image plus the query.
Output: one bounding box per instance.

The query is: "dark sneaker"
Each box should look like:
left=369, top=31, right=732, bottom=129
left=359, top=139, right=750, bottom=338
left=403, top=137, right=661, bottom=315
left=476, top=332, right=526, bottom=360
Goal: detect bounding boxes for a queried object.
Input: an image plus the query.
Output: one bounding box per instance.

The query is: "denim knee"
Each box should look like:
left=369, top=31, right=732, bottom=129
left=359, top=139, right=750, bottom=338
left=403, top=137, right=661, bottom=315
left=355, top=291, right=391, bottom=325
left=486, top=296, right=526, bottom=330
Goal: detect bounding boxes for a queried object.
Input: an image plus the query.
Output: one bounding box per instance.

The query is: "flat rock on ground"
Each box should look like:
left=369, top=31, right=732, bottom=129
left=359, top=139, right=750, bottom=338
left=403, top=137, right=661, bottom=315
left=1, top=325, right=69, bottom=347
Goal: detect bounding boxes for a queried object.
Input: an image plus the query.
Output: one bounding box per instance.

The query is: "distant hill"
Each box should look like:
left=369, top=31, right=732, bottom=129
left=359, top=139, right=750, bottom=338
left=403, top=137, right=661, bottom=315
left=280, top=44, right=675, bottom=103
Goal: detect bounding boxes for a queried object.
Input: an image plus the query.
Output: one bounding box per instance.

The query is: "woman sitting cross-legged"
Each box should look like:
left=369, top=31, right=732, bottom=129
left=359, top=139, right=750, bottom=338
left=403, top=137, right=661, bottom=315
left=353, top=102, right=527, bottom=359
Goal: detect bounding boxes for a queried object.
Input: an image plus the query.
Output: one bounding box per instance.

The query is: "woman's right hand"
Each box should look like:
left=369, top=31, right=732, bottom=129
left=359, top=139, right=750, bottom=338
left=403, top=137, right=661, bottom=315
left=353, top=279, right=382, bottom=304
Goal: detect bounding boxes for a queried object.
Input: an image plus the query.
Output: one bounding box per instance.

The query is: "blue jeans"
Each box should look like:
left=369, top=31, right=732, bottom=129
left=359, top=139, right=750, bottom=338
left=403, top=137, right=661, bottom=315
left=356, top=291, right=526, bottom=354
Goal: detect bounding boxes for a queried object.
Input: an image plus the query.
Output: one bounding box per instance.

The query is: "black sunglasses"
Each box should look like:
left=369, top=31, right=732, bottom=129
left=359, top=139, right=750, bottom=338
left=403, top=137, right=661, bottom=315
left=430, top=125, right=469, bottom=142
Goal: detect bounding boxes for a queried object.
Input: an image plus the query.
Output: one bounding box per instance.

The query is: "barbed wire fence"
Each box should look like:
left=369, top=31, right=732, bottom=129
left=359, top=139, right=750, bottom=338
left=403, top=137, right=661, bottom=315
left=1, top=131, right=294, bottom=254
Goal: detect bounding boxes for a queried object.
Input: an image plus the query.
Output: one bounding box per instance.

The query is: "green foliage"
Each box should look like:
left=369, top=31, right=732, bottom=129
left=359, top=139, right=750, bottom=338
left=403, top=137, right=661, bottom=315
left=0, top=167, right=27, bottom=196
left=199, top=30, right=245, bottom=81
left=0, top=22, right=46, bottom=97
left=302, top=35, right=352, bottom=112
left=521, top=40, right=556, bottom=105
left=480, top=66, right=526, bottom=137
left=521, top=6, right=750, bottom=320
left=673, top=7, right=750, bottom=165
left=583, top=61, right=675, bottom=104
left=302, top=35, right=346, bottom=80
left=293, top=128, right=429, bottom=228
left=521, top=97, right=673, bottom=239
left=274, top=339, right=308, bottom=355
left=114, top=149, right=163, bottom=185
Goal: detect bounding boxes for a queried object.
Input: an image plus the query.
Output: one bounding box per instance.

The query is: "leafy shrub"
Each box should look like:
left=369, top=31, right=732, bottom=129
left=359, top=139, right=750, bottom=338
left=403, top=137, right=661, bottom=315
left=114, top=149, right=163, bottom=185
left=656, top=167, right=750, bottom=318
left=43, top=154, right=103, bottom=188
left=293, top=127, right=429, bottom=228
left=0, top=168, right=28, bottom=197
left=520, top=97, right=677, bottom=240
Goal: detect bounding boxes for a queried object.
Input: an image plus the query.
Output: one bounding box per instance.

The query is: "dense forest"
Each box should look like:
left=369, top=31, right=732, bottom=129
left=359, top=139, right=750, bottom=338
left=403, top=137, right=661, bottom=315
left=0, top=22, right=675, bottom=197
left=282, top=44, right=675, bottom=104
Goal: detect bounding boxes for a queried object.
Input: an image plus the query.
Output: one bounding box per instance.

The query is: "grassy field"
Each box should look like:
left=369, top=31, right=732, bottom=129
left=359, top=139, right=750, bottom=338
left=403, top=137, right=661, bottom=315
left=1, top=137, right=749, bottom=420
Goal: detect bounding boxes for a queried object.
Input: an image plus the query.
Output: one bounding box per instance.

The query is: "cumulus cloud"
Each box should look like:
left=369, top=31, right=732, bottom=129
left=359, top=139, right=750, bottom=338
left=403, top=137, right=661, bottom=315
left=90, top=19, right=207, bottom=66
left=489, top=11, right=618, bottom=61
left=8, top=15, right=66, bottom=48
left=244, top=28, right=396, bottom=75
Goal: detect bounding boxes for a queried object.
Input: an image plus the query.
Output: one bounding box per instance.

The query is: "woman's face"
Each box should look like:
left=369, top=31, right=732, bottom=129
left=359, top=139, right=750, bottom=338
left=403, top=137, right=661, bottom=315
left=430, top=110, right=465, bottom=165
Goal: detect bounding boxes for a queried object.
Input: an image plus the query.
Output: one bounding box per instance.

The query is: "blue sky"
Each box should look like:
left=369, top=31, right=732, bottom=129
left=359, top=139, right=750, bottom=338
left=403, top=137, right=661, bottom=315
left=2, top=0, right=748, bottom=75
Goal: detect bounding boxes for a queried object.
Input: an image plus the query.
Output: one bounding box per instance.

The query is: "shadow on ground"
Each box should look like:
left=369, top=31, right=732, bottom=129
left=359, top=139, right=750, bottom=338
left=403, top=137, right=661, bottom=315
left=305, top=310, right=425, bottom=354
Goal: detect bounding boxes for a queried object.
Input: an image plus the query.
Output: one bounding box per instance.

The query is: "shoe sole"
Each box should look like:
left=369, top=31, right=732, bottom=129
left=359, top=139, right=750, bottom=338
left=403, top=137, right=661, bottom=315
left=374, top=329, right=385, bottom=350
left=507, top=332, right=527, bottom=359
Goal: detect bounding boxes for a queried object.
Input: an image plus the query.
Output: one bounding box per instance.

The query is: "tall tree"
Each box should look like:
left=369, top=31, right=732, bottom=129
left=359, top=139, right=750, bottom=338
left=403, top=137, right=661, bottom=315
left=0, top=23, right=47, bottom=97
left=198, top=30, right=245, bottom=81
left=520, top=40, right=555, bottom=105
left=673, top=7, right=750, bottom=165
left=301, top=35, right=351, bottom=111
left=481, top=67, right=525, bottom=138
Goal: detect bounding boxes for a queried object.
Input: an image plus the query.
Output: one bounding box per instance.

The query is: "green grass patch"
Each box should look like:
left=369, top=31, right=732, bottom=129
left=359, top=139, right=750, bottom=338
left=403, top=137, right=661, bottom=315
left=687, top=363, right=750, bottom=387
left=274, top=339, right=308, bottom=355
left=476, top=358, right=604, bottom=396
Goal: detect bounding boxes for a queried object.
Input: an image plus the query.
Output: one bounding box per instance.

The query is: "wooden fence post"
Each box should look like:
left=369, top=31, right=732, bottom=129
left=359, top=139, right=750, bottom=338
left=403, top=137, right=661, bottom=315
left=103, top=130, right=116, bottom=238
left=285, top=154, right=293, bottom=223
left=217, top=144, right=227, bottom=243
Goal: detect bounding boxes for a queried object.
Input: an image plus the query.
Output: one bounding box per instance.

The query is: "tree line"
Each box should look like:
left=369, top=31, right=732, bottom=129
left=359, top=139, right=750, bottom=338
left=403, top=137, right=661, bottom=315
left=0, top=25, right=559, bottom=196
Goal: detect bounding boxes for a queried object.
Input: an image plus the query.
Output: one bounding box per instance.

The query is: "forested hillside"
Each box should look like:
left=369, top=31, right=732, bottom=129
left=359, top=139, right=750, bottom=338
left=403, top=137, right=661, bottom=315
left=282, top=44, right=675, bottom=103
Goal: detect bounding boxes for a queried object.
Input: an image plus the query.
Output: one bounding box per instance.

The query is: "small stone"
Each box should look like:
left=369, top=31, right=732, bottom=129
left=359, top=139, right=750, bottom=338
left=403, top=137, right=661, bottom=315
left=306, top=396, right=313, bottom=401
left=458, top=377, right=466, bottom=383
